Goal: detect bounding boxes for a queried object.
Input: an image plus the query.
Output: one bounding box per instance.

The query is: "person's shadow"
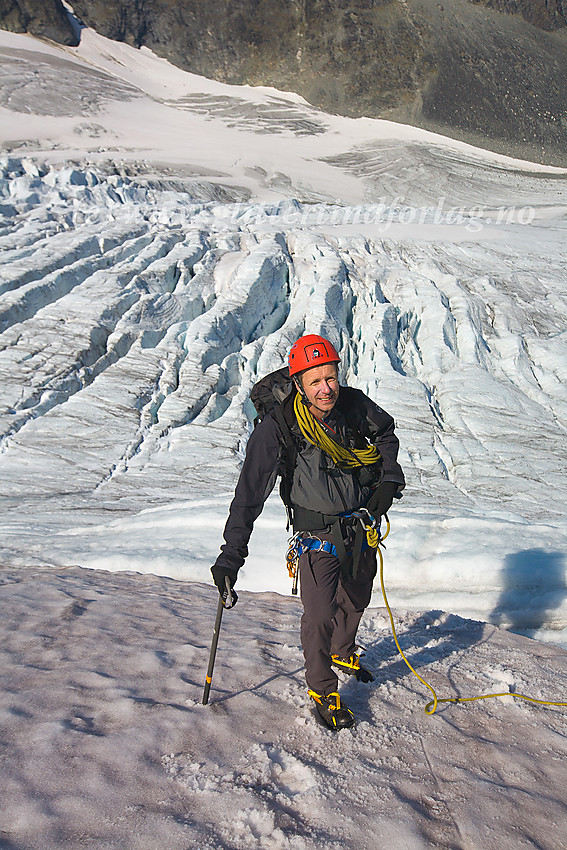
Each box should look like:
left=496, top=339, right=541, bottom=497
left=490, top=548, right=566, bottom=633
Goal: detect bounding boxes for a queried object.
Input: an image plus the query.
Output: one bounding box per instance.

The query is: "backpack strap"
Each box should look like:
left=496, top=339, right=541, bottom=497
left=272, top=392, right=298, bottom=530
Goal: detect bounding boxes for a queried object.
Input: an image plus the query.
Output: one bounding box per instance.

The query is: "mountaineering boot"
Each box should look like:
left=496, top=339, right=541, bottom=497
left=308, top=690, right=355, bottom=730
left=332, top=653, right=374, bottom=683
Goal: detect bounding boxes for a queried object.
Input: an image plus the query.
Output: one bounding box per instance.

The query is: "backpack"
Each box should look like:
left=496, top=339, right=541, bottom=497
left=250, top=367, right=298, bottom=527
left=249, top=367, right=294, bottom=423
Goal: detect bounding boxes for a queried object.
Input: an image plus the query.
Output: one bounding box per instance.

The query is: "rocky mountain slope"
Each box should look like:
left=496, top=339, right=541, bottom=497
left=0, top=0, right=77, bottom=45
left=2, top=0, right=567, bottom=163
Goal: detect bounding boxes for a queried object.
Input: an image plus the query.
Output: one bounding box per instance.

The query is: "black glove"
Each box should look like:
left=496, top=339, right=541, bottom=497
left=369, top=481, right=399, bottom=518
left=211, top=565, right=238, bottom=609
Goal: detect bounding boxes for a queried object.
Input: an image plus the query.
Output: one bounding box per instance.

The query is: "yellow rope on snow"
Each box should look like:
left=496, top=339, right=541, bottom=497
left=378, top=522, right=567, bottom=714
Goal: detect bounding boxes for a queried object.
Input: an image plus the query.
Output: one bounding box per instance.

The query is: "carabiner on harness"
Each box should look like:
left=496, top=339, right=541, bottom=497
left=285, top=532, right=339, bottom=595
left=350, top=507, right=383, bottom=549
left=286, top=532, right=309, bottom=595
left=286, top=534, right=301, bottom=595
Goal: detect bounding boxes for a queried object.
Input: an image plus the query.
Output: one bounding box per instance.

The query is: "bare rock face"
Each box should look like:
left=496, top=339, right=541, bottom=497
left=0, top=0, right=78, bottom=44
left=469, top=0, right=566, bottom=31
left=2, top=0, right=566, bottom=165
left=395, top=0, right=567, bottom=166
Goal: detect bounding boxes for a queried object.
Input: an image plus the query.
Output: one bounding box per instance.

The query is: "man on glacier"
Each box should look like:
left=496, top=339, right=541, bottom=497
left=211, top=334, right=405, bottom=729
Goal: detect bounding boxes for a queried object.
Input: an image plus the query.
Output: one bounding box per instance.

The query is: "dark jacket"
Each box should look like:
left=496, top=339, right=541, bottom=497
left=213, top=386, right=405, bottom=573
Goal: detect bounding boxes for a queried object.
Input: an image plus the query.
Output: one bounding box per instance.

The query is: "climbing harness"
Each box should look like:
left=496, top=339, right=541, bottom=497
left=285, top=507, right=387, bottom=595
left=376, top=519, right=567, bottom=715
left=286, top=532, right=337, bottom=595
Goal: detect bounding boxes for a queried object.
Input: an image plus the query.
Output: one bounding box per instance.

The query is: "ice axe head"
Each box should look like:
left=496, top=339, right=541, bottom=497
left=222, top=575, right=237, bottom=609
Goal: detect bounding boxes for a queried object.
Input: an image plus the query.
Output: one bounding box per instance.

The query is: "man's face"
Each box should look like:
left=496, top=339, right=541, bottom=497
left=297, top=363, right=339, bottom=416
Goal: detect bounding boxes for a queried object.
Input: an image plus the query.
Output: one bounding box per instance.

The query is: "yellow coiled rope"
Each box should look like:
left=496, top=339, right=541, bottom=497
left=294, top=392, right=380, bottom=471
left=378, top=520, right=567, bottom=714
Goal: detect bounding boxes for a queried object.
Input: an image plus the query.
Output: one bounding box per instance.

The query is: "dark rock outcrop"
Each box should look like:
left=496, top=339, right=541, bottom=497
left=0, top=0, right=78, bottom=44
left=2, top=0, right=566, bottom=165
left=470, top=0, right=566, bottom=31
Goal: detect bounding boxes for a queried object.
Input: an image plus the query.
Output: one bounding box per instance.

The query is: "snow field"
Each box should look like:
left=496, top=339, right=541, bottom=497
left=1, top=565, right=566, bottom=850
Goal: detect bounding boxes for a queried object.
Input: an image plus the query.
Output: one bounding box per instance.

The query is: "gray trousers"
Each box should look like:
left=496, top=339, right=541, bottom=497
left=299, top=534, right=377, bottom=695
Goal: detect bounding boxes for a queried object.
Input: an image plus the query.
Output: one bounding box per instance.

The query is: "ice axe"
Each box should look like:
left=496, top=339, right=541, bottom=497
left=202, top=576, right=235, bottom=705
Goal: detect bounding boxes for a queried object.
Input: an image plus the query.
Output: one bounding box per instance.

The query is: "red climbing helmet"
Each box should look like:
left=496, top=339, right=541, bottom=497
left=288, top=334, right=340, bottom=377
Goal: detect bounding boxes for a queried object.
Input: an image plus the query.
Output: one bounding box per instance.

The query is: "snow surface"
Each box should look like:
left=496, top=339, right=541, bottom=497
left=2, top=565, right=567, bottom=850
left=1, top=22, right=567, bottom=849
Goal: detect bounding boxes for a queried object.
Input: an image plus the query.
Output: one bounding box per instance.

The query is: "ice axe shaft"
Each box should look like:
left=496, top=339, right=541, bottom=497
left=202, top=577, right=233, bottom=705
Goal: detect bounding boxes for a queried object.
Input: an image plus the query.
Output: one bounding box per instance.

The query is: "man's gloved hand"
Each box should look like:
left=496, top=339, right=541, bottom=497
left=369, top=481, right=399, bottom=518
left=211, top=565, right=238, bottom=609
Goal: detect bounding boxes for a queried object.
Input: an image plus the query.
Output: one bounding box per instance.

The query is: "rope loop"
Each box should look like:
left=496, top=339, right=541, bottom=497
left=352, top=509, right=390, bottom=550
left=378, top=523, right=567, bottom=715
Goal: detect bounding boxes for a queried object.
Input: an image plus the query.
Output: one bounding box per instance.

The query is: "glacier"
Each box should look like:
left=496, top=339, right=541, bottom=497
left=1, top=152, right=566, bottom=646
left=1, top=23, right=567, bottom=849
